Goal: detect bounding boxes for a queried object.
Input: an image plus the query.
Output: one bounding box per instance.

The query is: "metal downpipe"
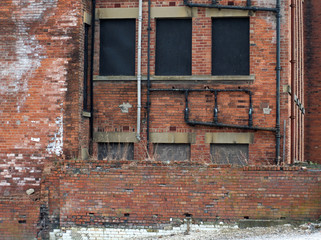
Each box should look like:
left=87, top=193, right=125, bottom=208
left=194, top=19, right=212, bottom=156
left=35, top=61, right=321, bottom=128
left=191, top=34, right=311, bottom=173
left=276, top=0, right=281, bottom=164
left=89, top=0, right=96, bottom=155
left=136, top=0, right=143, bottom=141
left=146, top=0, right=151, bottom=151
left=290, top=0, right=296, bottom=164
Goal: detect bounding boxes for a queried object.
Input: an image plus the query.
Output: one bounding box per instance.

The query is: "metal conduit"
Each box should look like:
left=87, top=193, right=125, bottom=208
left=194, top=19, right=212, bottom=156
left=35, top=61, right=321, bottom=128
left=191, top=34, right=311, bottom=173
left=150, top=88, right=276, bottom=132
left=89, top=0, right=96, bottom=155
left=146, top=0, right=152, bottom=151
left=183, top=0, right=277, bottom=12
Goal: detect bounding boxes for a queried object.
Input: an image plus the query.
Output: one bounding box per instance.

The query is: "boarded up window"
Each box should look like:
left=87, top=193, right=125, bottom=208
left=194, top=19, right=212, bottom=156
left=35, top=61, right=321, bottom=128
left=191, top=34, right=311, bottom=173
left=100, top=19, right=136, bottom=76
left=154, top=144, right=190, bottom=161
left=156, top=19, right=192, bottom=75
left=210, top=144, right=248, bottom=165
left=212, top=18, right=249, bottom=75
left=98, top=143, right=134, bottom=160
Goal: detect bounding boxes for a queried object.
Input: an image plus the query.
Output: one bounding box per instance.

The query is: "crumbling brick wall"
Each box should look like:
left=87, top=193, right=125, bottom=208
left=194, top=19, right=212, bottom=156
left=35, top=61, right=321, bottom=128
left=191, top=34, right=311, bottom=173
left=56, top=160, right=321, bottom=227
left=0, top=0, right=91, bottom=238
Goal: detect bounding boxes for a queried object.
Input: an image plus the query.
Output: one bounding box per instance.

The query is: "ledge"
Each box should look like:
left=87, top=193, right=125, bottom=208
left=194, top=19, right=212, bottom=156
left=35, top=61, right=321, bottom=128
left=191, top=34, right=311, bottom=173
left=93, top=75, right=255, bottom=82
left=151, top=6, right=198, bottom=18
left=206, top=8, right=254, bottom=18
left=94, top=132, right=138, bottom=143
left=96, top=7, right=197, bottom=19
left=205, top=132, right=254, bottom=144
left=96, top=8, right=139, bottom=19
left=150, top=132, right=196, bottom=144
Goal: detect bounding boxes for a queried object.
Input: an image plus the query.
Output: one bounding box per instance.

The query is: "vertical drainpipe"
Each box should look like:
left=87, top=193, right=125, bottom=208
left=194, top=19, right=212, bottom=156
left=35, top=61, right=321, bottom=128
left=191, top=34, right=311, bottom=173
left=290, top=0, right=296, bottom=164
left=276, top=0, right=281, bottom=164
left=137, top=0, right=143, bottom=141
left=89, top=0, right=96, bottom=155
left=146, top=0, right=151, bottom=151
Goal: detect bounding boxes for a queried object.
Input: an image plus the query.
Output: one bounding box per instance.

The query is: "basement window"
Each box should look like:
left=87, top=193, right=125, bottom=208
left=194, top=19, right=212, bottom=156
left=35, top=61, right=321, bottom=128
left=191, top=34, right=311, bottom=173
left=212, top=18, right=249, bottom=75
left=154, top=144, right=190, bottom=161
left=155, top=19, right=192, bottom=75
left=98, top=143, right=134, bottom=160
left=100, top=19, right=136, bottom=76
left=210, top=144, right=249, bottom=166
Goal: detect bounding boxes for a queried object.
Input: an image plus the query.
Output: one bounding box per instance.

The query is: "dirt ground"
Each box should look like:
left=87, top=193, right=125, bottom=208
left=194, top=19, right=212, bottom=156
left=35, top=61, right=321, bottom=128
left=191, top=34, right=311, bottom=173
left=139, top=222, right=321, bottom=240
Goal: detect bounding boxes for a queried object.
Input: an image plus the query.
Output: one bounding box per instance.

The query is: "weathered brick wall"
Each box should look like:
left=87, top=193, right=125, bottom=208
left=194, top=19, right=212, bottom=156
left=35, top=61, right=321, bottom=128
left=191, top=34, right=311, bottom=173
left=0, top=0, right=91, bottom=238
left=93, top=0, right=293, bottom=164
left=0, top=0, right=85, bottom=187
left=305, top=0, right=321, bottom=164
left=56, top=160, right=321, bottom=227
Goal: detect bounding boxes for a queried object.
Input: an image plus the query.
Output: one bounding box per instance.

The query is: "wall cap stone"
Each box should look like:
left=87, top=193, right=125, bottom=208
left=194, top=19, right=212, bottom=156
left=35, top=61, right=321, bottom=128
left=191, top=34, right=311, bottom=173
left=150, top=132, right=196, bottom=144
left=94, top=132, right=138, bottom=143
left=205, top=132, right=254, bottom=144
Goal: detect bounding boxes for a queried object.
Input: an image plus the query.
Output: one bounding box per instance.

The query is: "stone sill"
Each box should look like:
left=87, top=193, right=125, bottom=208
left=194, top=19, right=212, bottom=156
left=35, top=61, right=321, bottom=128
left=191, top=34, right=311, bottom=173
left=94, top=75, right=255, bottom=82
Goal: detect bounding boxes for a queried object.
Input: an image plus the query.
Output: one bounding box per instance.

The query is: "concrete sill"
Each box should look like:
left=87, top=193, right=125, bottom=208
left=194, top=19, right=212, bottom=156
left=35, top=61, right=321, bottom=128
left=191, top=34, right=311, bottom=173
left=94, top=75, right=255, bottom=82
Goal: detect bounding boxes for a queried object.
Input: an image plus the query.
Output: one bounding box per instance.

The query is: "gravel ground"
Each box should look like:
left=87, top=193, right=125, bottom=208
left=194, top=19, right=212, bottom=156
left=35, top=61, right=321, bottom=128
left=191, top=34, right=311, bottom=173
left=138, top=222, right=321, bottom=240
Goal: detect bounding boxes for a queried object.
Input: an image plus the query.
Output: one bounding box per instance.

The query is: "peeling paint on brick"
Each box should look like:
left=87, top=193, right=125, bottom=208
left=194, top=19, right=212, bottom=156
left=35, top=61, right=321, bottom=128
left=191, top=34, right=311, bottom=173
left=47, top=115, right=64, bottom=156
left=0, top=0, right=57, bottom=111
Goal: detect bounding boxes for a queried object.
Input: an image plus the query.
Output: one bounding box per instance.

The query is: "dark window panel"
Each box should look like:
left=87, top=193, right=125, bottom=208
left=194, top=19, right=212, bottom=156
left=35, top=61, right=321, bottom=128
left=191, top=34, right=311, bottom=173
left=212, top=18, right=249, bottom=75
left=156, top=19, right=192, bottom=75
left=100, top=19, right=136, bottom=76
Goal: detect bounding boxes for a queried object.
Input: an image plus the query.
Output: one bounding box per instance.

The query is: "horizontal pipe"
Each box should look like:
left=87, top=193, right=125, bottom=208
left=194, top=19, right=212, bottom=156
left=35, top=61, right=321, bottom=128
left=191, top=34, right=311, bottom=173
left=184, top=0, right=277, bottom=12
left=186, top=120, right=277, bottom=132
left=150, top=88, right=276, bottom=132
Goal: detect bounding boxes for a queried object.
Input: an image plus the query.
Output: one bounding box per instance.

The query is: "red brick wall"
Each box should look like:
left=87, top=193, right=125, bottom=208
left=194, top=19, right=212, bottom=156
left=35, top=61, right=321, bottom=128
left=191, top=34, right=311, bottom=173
left=93, top=0, right=294, bottom=164
left=57, top=160, right=321, bottom=226
left=0, top=0, right=85, bottom=186
left=0, top=199, right=40, bottom=240
left=305, top=0, right=321, bottom=164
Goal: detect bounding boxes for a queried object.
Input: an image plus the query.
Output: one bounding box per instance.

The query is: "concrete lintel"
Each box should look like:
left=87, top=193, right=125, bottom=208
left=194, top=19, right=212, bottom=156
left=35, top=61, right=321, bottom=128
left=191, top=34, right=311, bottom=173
left=97, top=8, right=139, bottom=19
left=97, top=7, right=197, bottom=19
left=206, top=8, right=253, bottom=18
left=84, top=11, right=92, bottom=25
left=151, top=6, right=198, bottom=18
left=94, top=132, right=138, bottom=143
left=150, top=133, right=196, bottom=144
left=93, top=75, right=255, bottom=82
left=205, top=132, right=254, bottom=144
